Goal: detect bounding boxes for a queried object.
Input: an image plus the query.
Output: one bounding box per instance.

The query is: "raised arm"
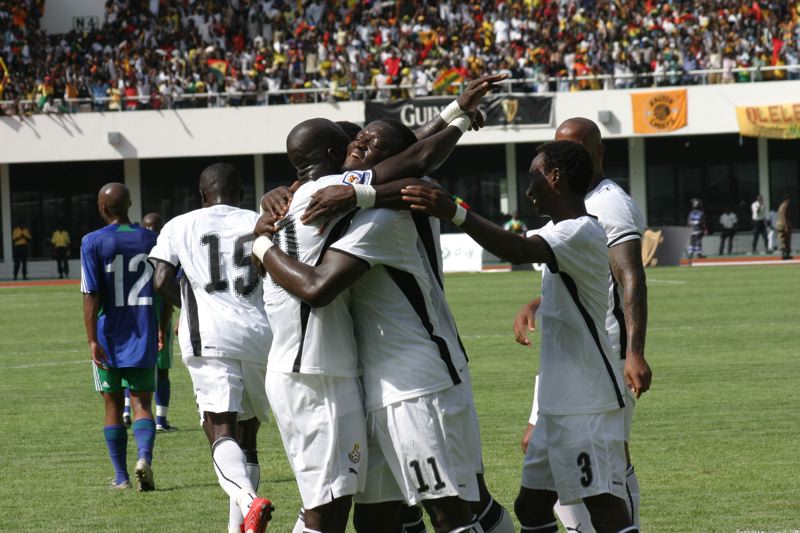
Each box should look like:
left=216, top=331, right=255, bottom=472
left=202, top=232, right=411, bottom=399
left=152, top=261, right=182, bottom=309
left=255, top=242, right=368, bottom=307
left=400, top=184, right=555, bottom=266
left=608, top=240, right=651, bottom=398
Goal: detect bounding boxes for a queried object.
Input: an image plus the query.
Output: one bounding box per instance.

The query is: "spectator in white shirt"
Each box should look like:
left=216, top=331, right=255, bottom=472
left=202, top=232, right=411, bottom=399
left=719, top=207, right=738, bottom=255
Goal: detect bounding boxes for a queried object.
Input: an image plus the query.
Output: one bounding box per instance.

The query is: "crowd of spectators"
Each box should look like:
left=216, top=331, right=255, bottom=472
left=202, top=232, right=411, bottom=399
left=1, top=0, right=799, bottom=115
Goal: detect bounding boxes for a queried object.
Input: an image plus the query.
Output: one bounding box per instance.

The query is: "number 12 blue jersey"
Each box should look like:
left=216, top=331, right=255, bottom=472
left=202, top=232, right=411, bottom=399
left=80, top=224, right=158, bottom=368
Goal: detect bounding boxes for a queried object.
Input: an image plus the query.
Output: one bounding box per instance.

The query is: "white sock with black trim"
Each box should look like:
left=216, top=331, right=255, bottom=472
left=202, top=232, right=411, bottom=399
left=554, top=500, right=595, bottom=532
left=626, top=464, right=641, bottom=527
left=211, top=437, right=256, bottom=517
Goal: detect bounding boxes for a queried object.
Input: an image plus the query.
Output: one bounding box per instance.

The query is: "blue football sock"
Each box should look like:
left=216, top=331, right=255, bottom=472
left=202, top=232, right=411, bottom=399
left=155, top=375, right=170, bottom=410
left=132, top=418, right=156, bottom=463
left=103, top=424, right=129, bottom=483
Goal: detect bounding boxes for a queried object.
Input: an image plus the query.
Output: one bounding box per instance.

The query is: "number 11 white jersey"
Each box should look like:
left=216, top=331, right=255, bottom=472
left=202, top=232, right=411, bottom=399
left=149, top=204, right=271, bottom=363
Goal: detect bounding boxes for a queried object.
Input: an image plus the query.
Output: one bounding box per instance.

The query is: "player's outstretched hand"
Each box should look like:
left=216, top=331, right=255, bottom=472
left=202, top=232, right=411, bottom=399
left=513, top=299, right=539, bottom=346
left=400, top=185, right=456, bottom=220
left=302, top=185, right=356, bottom=226
left=90, top=341, right=109, bottom=370
left=521, top=422, right=534, bottom=454
left=469, top=110, right=486, bottom=131
left=260, top=185, right=294, bottom=219
left=624, top=353, right=652, bottom=398
left=457, top=73, right=509, bottom=113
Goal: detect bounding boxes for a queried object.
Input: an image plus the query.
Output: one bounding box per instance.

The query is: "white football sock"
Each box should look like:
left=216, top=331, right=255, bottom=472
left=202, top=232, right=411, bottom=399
left=211, top=438, right=256, bottom=517
left=291, top=509, right=305, bottom=533
left=554, top=500, right=595, bottom=533
left=626, top=464, right=641, bottom=527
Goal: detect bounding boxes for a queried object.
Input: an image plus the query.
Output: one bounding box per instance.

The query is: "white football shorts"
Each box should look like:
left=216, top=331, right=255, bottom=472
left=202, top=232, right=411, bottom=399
left=522, top=409, right=627, bottom=505
left=623, top=386, right=636, bottom=442
left=186, top=357, right=269, bottom=422
left=266, top=371, right=367, bottom=510
left=354, top=382, right=481, bottom=506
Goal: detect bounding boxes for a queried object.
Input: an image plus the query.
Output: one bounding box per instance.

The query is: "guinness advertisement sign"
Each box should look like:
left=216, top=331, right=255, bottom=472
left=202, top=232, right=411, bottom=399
left=364, top=94, right=553, bottom=128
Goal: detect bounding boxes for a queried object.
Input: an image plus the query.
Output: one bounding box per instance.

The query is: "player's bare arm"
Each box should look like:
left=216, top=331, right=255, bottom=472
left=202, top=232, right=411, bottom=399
left=258, top=246, right=368, bottom=307
left=301, top=178, right=433, bottom=225
left=401, top=184, right=556, bottom=265
left=412, top=73, right=507, bottom=140
left=152, top=261, right=182, bottom=309
left=609, top=239, right=651, bottom=397
left=513, top=296, right=541, bottom=347
left=82, top=292, right=109, bottom=369
left=158, top=301, right=174, bottom=351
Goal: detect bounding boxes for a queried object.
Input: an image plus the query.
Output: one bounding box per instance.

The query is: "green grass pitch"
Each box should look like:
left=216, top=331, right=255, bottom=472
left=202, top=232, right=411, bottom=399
left=0, top=265, right=798, bottom=532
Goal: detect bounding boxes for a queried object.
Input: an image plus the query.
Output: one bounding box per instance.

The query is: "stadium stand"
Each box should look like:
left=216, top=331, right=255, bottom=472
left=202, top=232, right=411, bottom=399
left=1, top=0, right=799, bottom=115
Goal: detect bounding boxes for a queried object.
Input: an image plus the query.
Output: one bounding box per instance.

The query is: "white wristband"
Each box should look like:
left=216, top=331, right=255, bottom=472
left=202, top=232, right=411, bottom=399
left=353, top=184, right=376, bottom=208
left=451, top=204, right=468, bottom=226
left=450, top=115, right=471, bottom=134
left=439, top=100, right=464, bottom=124
left=252, top=235, right=274, bottom=262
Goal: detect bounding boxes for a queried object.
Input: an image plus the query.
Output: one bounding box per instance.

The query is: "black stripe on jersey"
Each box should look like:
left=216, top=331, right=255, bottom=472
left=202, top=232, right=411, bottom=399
left=538, top=237, right=559, bottom=273
left=611, top=274, right=627, bottom=360
left=411, top=213, right=469, bottom=361
left=292, top=210, right=358, bottom=373
left=181, top=277, right=202, bottom=356
left=328, top=248, right=371, bottom=270
left=608, top=231, right=641, bottom=248
left=412, top=213, right=443, bottom=289
left=384, top=265, right=461, bottom=386
left=558, top=271, right=625, bottom=408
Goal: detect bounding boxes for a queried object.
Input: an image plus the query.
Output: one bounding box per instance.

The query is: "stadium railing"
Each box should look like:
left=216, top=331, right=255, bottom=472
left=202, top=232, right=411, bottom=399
left=2, top=65, right=798, bottom=115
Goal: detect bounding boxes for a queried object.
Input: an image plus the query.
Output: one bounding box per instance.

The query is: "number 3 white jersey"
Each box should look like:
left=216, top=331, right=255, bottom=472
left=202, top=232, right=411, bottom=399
left=149, top=204, right=271, bottom=363
left=329, top=208, right=469, bottom=412
left=265, top=171, right=372, bottom=377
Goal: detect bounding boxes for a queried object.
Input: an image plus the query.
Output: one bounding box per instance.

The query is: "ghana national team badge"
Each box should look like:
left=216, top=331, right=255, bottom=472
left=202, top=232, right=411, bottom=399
left=348, top=443, right=361, bottom=464
left=342, top=172, right=363, bottom=185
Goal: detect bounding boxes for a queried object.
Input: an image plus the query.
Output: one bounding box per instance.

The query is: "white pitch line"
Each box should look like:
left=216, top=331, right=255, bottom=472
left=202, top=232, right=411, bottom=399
left=3, top=359, right=87, bottom=370
left=647, top=278, right=688, bottom=285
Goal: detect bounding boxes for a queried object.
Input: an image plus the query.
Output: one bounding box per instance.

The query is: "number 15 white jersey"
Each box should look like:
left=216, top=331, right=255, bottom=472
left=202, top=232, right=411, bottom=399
left=149, top=204, right=271, bottom=364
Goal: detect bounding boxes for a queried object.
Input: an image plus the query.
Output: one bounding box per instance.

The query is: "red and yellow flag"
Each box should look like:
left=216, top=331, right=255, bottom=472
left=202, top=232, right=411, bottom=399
left=631, top=89, right=688, bottom=134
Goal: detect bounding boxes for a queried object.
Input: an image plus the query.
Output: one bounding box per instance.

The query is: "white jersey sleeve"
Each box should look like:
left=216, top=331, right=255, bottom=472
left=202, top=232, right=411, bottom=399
left=149, top=205, right=271, bottom=364
left=585, top=179, right=645, bottom=248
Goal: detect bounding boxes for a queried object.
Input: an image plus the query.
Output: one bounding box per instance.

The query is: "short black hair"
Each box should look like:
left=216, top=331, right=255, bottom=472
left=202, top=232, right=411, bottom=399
left=335, top=120, right=362, bottom=142
left=379, top=119, right=417, bottom=151
left=199, top=163, right=241, bottom=197
left=536, top=140, right=593, bottom=196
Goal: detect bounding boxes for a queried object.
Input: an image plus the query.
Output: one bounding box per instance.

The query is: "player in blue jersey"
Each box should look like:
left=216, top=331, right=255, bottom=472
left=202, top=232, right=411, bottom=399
left=81, top=183, right=159, bottom=491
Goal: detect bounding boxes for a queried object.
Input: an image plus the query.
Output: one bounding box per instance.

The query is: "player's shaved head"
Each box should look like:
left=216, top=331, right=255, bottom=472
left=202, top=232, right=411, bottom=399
left=199, top=163, right=242, bottom=207
left=142, top=212, right=164, bottom=233
left=98, top=182, right=131, bottom=222
left=286, top=118, right=349, bottom=181
left=335, top=120, right=362, bottom=142
left=555, top=117, right=604, bottom=186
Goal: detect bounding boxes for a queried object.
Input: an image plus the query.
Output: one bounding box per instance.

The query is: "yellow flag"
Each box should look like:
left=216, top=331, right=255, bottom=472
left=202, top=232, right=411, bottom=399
left=631, top=89, right=688, bottom=134
left=736, top=103, right=800, bottom=139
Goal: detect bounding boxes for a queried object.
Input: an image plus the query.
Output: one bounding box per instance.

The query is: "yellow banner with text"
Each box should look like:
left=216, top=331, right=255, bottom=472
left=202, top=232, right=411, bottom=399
left=736, top=103, right=800, bottom=139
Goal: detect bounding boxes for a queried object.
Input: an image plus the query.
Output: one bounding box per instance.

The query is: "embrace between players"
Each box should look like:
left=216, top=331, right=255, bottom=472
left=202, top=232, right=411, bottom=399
left=83, top=72, right=652, bottom=533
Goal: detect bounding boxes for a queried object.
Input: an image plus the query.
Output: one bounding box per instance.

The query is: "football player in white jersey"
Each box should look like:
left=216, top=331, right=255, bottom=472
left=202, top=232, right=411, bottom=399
left=259, top=114, right=480, bottom=533
left=254, top=121, right=491, bottom=532
left=515, top=118, right=652, bottom=530
left=400, top=141, right=638, bottom=533
left=149, top=163, right=273, bottom=533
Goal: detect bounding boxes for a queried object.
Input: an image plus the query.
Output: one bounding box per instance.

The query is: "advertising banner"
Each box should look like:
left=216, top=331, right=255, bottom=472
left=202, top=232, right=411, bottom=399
left=631, top=89, right=688, bottom=134
left=736, top=103, right=800, bottom=139
left=440, top=234, right=483, bottom=273
left=365, top=94, right=553, bottom=129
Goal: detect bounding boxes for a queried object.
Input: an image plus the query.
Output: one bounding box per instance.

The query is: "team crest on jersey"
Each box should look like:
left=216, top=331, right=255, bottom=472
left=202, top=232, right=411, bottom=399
left=342, top=171, right=368, bottom=185
left=348, top=443, right=361, bottom=464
